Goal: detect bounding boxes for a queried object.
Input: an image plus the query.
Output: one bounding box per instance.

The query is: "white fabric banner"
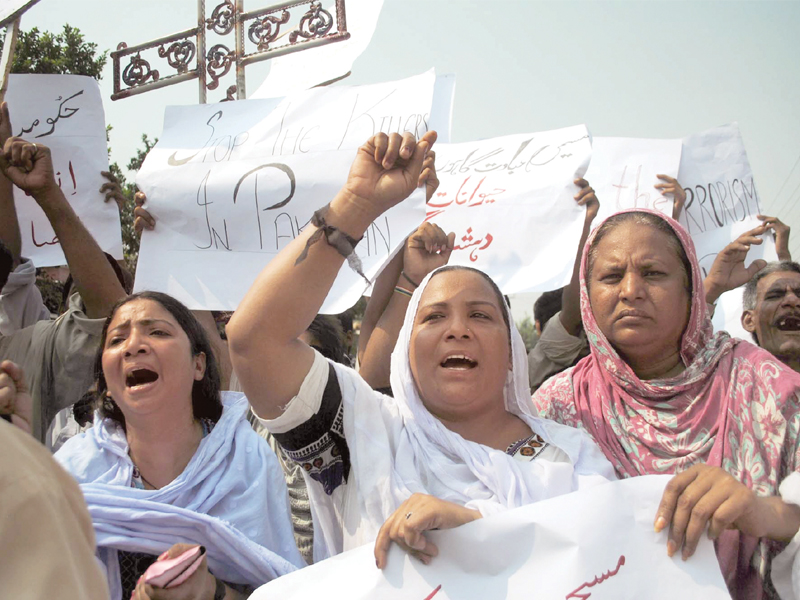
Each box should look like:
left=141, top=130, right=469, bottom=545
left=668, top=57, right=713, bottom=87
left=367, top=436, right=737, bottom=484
left=428, top=126, right=592, bottom=294
left=678, top=123, right=773, bottom=339
left=5, top=74, right=122, bottom=266
left=134, top=73, right=447, bottom=312
left=586, top=136, right=682, bottom=223
left=252, top=476, right=730, bottom=600
left=250, top=0, right=384, bottom=99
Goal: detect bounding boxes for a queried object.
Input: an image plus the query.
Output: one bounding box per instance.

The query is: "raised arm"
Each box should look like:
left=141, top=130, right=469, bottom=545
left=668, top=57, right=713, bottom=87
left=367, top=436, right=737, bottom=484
left=358, top=222, right=454, bottom=390
left=357, top=149, right=440, bottom=365
left=0, top=138, right=125, bottom=318
left=227, top=131, right=435, bottom=419
left=654, top=174, right=687, bottom=222
left=559, top=179, right=599, bottom=336
left=0, top=104, right=20, bottom=265
left=759, top=214, right=792, bottom=262
left=704, top=224, right=768, bottom=307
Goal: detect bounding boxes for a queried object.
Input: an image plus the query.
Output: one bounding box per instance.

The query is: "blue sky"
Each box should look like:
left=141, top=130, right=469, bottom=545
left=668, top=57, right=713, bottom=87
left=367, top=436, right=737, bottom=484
left=19, top=0, right=800, bottom=318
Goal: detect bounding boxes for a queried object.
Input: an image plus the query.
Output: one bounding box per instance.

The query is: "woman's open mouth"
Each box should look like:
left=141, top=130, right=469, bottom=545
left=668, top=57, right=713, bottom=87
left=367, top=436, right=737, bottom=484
left=440, top=355, right=478, bottom=370
left=125, top=368, right=160, bottom=389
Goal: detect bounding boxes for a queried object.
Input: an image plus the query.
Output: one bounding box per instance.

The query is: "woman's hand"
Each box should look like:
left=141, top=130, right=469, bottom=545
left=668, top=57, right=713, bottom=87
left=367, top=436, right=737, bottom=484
left=0, top=360, right=32, bottom=435
left=654, top=464, right=800, bottom=561
left=703, top=225, right=768, bottom=305
left=132, top=544, right=219, bottom=600
left=100, top=171, right=128, bottom=211
left=654, top=174, right=687, bottom=221
left=342, top=131, right=437, bottom=219
left=374, top=493, right=481, bottom=569
left=419, top=149, right=439, bottom=203
left=133, top=191, right=156, bottom=237
left=0, top=137, right=59, bottom=200
left=402, top=222, right=455, bottom=285
left=574, top=178, right=599, bottom=227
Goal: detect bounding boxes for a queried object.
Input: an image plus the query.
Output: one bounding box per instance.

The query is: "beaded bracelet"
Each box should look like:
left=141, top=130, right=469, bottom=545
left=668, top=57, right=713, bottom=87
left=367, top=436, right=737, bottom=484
left=294, top=203, right=370, bottom=284
left=394, top=285, right=414, bottom=298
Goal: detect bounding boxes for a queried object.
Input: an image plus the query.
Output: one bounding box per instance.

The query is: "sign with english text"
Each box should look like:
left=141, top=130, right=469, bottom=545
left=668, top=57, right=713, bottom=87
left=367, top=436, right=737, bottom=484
left=5, top=74, right=122, bottom=266
left=428, top=126, right=592, bottom=294
left=251, top=476, right=730, bottom=600
left=134, top=71, right=447, bottom=312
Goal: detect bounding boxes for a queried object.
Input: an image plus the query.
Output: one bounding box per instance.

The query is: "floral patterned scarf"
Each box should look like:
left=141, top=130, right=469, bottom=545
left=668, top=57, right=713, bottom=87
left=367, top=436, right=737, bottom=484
left=532, top=208, right=800, bottom=599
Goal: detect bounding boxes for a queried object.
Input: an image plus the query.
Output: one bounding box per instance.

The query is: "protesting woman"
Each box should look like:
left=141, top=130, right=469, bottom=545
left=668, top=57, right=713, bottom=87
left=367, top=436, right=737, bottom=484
left=56, top=291, right=305, bottom=599
left=533, top=209, right=800, bottom=599
left=226, top=131, right=615, bottom=565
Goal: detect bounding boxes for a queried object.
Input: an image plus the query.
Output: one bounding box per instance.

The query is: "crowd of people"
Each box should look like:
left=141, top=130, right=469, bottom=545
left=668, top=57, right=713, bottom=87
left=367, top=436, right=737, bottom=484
left=3, top=101, right=800, bottom=600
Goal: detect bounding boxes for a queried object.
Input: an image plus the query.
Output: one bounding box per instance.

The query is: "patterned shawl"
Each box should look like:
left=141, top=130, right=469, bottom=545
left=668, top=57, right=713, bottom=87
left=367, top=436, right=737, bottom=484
left=532, top=208, right=800, bottom=599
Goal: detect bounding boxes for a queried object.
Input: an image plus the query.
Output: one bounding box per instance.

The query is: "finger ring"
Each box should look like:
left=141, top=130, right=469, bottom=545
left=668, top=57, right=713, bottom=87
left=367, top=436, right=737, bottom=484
left=30, top=143, right=37, bottom=154
left=405, top=512, right=413, bottom=520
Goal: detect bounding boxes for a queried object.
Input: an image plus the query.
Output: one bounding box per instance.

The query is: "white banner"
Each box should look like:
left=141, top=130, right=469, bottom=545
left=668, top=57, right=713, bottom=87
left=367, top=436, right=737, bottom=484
left=250, top=0, right=384, bottom=99
left=5, top=74, right=122, bottom=266
left=678, top=124, right=773, bottom=339
left=135, top=76, right=448, bottom=313
left=252, top=476, right=729, bottom=600
left=586, top=136, right=682, bottom=223
left=428, top=126, right=592, bottom=294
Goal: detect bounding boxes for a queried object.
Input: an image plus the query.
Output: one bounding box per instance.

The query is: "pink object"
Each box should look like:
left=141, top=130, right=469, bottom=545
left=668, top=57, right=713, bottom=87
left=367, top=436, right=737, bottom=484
left=144, top=545, right=206, bottom=589
left=533, top=208, right=800, bottom=600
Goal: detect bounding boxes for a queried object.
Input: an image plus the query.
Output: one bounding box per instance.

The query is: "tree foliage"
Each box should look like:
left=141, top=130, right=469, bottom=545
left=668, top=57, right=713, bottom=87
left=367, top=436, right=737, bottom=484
left=7, top=24, right=107, bottom=79
left=516, top=316, right=539, bottom=353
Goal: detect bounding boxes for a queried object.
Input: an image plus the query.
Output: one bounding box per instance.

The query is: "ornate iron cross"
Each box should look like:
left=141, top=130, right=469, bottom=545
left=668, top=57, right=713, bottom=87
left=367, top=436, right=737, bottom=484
left=110, top=0, right=349, bottom=103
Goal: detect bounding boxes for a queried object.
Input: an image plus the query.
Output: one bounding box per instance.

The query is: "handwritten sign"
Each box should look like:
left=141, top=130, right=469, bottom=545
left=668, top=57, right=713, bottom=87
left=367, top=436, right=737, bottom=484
left=251, top=476, right=729, bottom=600
left=428, top=126, right=592, bottom=294
left=678, top=123, right=761, bottom=236
left=159, top=69, right=439, bottom=167
left=586, top=137, right=682, bottom=223
left=135, top=72, right=447, bottom=312
left=0, top=0, right=40, bottom=28
left=676, top=124, right=773, bottom=338
left=4, top=74, right=122, bottom=266
left=135, top=143, right=426, bottom=313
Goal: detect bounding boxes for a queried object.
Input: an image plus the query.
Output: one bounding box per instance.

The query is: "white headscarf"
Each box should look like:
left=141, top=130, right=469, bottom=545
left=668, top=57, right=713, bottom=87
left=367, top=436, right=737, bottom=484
left=320, top=266, right=615, bottom=556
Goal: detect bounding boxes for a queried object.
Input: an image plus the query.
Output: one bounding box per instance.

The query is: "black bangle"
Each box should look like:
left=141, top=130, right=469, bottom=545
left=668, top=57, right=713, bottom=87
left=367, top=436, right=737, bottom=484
left=400, top=270, right=420, bottom=288
left=214, top=576, right=226, bottom=600
left=294, top=203, right=370, bottom=285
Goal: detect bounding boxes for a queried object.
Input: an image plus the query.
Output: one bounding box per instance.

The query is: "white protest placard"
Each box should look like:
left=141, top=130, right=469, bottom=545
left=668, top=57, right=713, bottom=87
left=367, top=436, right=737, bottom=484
left=0, top=0, right=39, bottom=27
left=134, top=77, right=443, bottom=312
left=252, top=476, right=730, bottom=600
left=678, top=123, right=774, bottom=339
left=155, top=70, right=440, bottom=165
left=4, top=74, right=122, bottom=266
left=428, top=126, right=592, bottom=294
left=250, top=0, right=384, bottom=99
left=586, top=137, right=682, bottom=223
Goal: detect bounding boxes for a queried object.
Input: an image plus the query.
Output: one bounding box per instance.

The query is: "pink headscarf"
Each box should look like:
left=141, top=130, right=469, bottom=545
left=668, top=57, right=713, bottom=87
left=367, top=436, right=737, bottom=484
left=533, top=208, right=800, bottom=599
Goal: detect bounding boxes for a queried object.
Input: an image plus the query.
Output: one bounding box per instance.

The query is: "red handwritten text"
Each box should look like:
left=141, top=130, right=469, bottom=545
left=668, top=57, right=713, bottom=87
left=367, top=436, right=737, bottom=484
left=566, top=554, right=626, bottom=600
left=423, top=584, right=442, bottom=600
left=453, top=227, right=493, bottom=262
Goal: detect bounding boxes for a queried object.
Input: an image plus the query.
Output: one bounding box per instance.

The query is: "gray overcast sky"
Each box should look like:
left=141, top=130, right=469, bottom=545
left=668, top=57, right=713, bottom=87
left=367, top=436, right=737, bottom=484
left=19, top=0, right=800, bottom=318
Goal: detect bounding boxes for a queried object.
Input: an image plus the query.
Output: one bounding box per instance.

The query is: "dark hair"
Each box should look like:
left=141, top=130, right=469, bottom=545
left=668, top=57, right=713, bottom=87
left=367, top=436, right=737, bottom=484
left=429, top=266, right=511, bottom=334
left=587, top=211, right=693, bottom=295
left=534, top=288, right=564, bottom=328
left=306, top=314, right=347, bottom=365
left=0, top=239, right=12, bottom=292
left=742, top=261, right=800, bottom=344
left=94, top=291, right=222, bottom=429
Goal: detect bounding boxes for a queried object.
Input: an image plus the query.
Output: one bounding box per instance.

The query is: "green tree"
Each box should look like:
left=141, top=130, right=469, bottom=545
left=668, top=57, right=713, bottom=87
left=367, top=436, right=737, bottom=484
left=6, top=24, right=107, bottom=79
left=516, top=316, right=539, bottom=353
